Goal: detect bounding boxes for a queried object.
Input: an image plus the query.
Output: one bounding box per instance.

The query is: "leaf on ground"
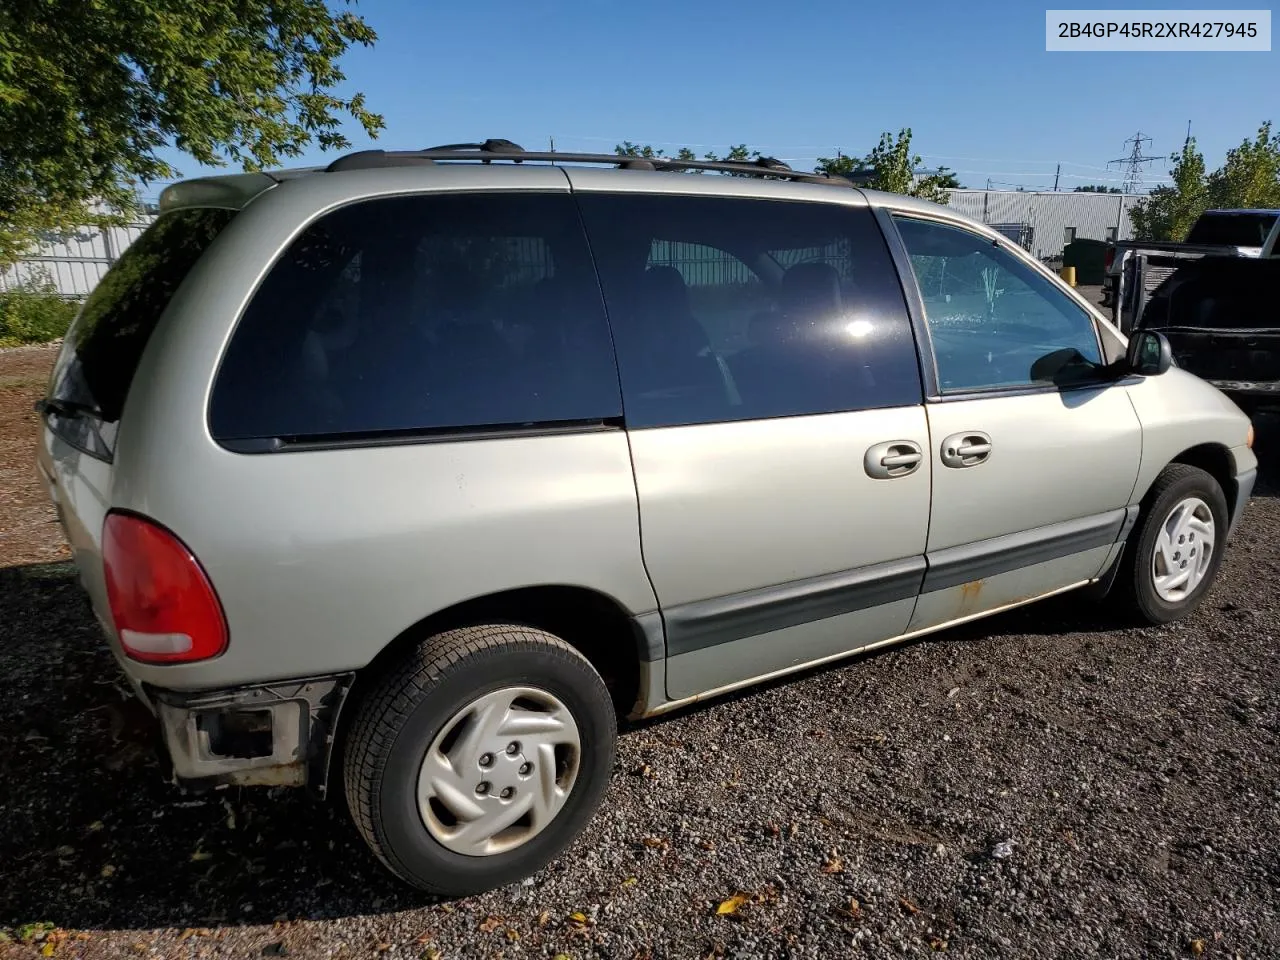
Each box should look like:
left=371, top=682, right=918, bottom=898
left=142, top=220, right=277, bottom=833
left=696, top=839, right=715, bottom=851
left=715, top=894, right=749, bottom=916
left=414, top=931, right=434, bottom=944
left=619, top=877, right=638, bottom=889
left=552, top=954, right=573, bottom=960
left=898, top=896, right=920, bottom=915
left=477, top=916, right=503, bottom=934
left=835, top=898, right=862, bottom=920
left=821, top=856, right=844, bottom=874
left=567, top=911, right=590, bottom=927
left=54, top=845, right=74, bottom=858
left=100, top=864, right=116, bottom=878
left=190, top=848, right=213, bottom=862
left=1189, top=940, right=1206, bottom=955
left=17, top=923, right=55, bottom=943
left=641, top=836, right=668, bottom=850
left=930, top=936, right=948, bottom=951
left=87, top=821, right=104, bottom=832
left=421, top=949, right=443, bottom=960
left=536, top=911, right=551, bottom=927
left=504, top=928, right=519, bottom=942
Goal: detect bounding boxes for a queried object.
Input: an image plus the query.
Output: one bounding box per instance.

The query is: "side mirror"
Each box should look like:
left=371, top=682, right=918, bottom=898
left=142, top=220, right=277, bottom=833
left=1126, top=330, right=1173, bottom=376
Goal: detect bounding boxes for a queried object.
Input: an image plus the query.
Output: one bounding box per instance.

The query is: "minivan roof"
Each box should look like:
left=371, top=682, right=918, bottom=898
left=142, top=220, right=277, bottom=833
left=158, top=138, right=867, bottom=215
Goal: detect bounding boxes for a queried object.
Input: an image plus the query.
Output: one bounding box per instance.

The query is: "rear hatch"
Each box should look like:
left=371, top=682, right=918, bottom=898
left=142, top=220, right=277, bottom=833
left=34, top=208, right=237, bottom=647
left=1138, top=256, right=1280, bottom=394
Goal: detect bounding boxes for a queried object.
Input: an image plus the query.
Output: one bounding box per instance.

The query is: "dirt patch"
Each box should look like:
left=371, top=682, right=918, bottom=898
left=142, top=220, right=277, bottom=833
left=0, top=344, right=67, bottom=568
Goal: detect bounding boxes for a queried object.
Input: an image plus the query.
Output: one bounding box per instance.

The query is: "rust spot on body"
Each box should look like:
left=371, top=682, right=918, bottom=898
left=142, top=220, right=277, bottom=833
left=960, top=579, right=985, bottom=601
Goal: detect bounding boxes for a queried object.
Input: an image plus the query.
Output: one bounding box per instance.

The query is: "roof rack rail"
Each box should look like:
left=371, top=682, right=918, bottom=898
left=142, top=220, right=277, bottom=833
left=322, top=139, right=851, bottom=186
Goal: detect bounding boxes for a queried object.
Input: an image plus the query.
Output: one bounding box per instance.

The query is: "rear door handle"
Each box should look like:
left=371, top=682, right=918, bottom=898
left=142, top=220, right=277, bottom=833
left=940, top=431, right=992, bottom=468
left=864, top=440, right=924, bottom=479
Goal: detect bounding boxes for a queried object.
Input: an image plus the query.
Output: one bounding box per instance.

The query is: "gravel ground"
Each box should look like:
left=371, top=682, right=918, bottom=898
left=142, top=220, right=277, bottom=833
left=1, top=344, right=1278, bottom=960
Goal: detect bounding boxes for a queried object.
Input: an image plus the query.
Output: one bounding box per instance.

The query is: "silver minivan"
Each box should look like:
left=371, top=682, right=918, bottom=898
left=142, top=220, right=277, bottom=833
left=34, top=141, right=1256, bottom=894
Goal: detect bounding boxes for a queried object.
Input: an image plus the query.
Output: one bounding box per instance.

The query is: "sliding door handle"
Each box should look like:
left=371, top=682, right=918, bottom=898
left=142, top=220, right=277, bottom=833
left=865, top=440, right=924, bottom=479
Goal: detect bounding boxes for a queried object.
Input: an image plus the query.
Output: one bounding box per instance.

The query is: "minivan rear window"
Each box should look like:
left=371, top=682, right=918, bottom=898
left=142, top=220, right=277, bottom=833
left=208, top=192, right=623, bottom=446
left=52, top=207, right=236, bottom=423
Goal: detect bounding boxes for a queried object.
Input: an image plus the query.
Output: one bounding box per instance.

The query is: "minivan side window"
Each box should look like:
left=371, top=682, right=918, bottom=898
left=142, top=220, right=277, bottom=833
left=209, top=193, right=623, bottom=444
left=576, top=195, right=922, bottom=428
left=892, top=216, right=1104, bottom=394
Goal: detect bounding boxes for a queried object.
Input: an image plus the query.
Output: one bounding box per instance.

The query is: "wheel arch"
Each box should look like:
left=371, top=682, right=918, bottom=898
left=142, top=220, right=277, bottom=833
left=344, top=584, right=652, bottom=727
left=1165, top=443, right=1237, bottom=523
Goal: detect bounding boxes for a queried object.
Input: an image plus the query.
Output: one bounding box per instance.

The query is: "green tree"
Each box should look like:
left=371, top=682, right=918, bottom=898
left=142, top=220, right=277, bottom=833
left=816, top=129, right=954, bottom=203
left=1129, top=138, right=1208, bottom=241
left=0, top=0, right=384, bottom=267
left=1206, top=121, right=1280, bottom=209
left=615, top=142, right=766, bottom=175
left=1073, top=184, right=1122, bottom=193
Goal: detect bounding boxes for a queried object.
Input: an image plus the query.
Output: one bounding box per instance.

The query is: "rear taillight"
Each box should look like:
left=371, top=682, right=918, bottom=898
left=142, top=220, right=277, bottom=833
left=102, top=512, right=228, bottom=664
left=1104, top=248, right=1116, bottom=271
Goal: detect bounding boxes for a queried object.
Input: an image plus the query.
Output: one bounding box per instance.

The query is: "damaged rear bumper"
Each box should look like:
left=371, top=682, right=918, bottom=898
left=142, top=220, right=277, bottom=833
left=149, top=674, right=354, bottom=796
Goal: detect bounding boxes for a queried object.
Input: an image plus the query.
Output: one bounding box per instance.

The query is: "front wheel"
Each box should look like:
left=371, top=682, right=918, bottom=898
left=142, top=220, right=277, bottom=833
left=343, top=625, right=616, bottom=894
left=1116, top=464, right=1229, bottom=624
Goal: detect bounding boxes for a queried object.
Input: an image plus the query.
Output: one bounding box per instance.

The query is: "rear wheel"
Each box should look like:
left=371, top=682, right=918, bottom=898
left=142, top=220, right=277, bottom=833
left=1115, top=464, right=1228, bottom=624
left=344, top=625, right=616, bottom=894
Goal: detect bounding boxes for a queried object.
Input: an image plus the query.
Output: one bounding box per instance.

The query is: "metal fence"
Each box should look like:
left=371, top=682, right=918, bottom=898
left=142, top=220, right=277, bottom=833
left=0, top=217, right=157, bottom=298
left=2, top=189, right=1144, bottom=299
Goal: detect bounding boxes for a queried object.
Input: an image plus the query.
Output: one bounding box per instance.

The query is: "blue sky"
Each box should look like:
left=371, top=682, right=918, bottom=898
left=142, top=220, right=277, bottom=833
left=156, top=0, right=1276, bottom=193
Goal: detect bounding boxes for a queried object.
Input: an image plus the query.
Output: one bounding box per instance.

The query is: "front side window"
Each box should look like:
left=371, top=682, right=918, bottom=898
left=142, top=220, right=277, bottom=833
left=209, top=193, right=622, bottom=444
left=893, top=216, right=1104, bottom=393
left=577, top=195, right=922, bottom=428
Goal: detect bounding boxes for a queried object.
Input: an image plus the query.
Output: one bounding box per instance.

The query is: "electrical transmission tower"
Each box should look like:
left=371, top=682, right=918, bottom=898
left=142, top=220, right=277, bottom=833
left=1108, top=132, right=1158, bottom=195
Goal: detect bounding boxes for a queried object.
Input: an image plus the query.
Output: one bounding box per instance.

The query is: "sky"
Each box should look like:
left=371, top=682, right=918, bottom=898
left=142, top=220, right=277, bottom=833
left=155, top=0, right=1277, bottom=194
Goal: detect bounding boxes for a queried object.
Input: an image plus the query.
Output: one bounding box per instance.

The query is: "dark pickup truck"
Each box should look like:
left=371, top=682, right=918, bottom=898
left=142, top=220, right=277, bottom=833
left=1135, top=253, right=1280, bottom=416
left=1106, top=209, right=1280, bottom=333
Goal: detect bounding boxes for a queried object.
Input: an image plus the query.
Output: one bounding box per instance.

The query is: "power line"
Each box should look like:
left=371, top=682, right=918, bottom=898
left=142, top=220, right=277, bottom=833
left=1108, top=132, right=1159, bottom=196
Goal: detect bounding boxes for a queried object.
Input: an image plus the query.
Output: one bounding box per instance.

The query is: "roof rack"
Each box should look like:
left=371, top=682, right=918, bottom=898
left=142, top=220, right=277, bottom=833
left=323, top=138, right=852, bottom=187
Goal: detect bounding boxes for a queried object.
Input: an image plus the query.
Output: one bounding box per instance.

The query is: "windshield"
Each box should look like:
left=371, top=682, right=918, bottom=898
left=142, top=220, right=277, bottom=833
left=1185, top=212, right=1278, bottom=247
left=50, top=208, right=236, bottom=436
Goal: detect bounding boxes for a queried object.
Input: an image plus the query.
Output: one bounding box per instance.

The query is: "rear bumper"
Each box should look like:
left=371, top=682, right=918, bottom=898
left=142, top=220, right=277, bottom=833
left=149, top=674, right=354, bottom=795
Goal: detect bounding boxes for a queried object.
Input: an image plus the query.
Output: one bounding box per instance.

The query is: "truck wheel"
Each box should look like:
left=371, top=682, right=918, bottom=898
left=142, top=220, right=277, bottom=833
left=1115, top=464, right=1228, bottom=624
left=343, top=625, right=616, bottom=894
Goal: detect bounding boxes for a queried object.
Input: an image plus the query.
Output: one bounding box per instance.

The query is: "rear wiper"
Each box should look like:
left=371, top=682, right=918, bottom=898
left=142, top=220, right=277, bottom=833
left=34, top=397, right=102, bottom=419
left=35, top=396, right=110, bottom=455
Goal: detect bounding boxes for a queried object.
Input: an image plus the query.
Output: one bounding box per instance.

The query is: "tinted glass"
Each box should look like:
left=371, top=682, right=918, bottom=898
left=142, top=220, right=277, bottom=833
left=1185, top=212, right=1278, bottom=247
left=53, top=207, right=236, bottom=423
left=1142, top=257, right=1280, bottom=330
left=577, top=195, right=922, bottom=427
left=210, top=193, right=622, bottom=443
left=893, top=216, right=1104, bottom=393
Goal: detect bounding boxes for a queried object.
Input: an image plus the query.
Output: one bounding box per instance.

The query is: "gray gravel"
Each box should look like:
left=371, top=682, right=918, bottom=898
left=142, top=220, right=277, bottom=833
left=2, top=418, right=1279, bottom=959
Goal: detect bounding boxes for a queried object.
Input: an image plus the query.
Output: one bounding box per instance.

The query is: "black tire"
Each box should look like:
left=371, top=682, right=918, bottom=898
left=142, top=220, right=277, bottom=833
left=343, top=624, right=616, bottom=895
left=1114, top=464, right=1229, bottom=625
